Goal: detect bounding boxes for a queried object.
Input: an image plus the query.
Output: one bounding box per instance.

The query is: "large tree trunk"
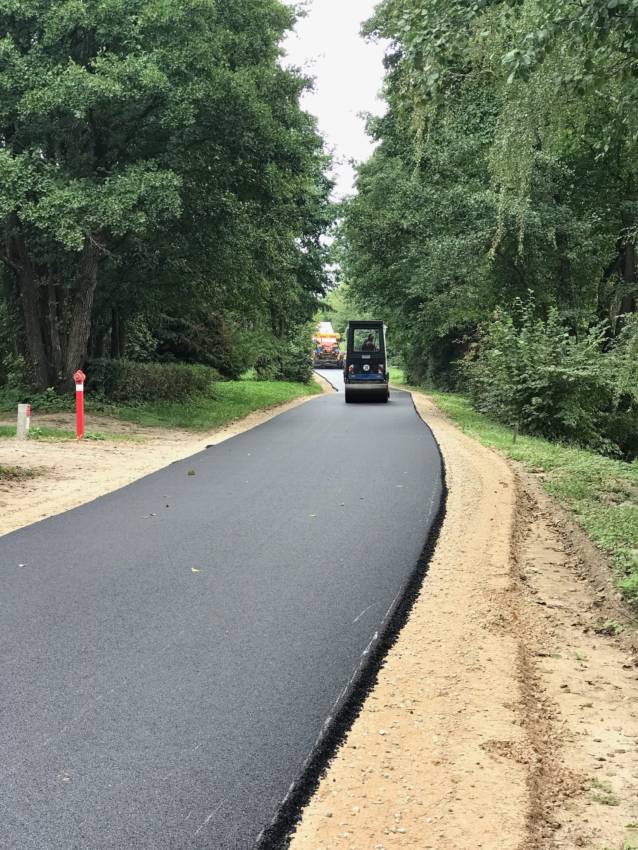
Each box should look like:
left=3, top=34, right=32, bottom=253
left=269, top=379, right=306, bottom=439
left=60, top=237, right=100, bottom=391
left=6, top=222, right=51, bottom=390
left=18, top=265, right=50, bottom=390
left=109, top=307, right=127, bottom=359
left=46, top=279, right=64, bottom=381
left=4, top=218, right=103, bottom=391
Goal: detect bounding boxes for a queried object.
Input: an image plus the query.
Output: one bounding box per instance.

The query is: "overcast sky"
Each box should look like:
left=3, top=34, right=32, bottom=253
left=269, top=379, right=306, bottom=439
left=282, top=1, right=387, bottom=199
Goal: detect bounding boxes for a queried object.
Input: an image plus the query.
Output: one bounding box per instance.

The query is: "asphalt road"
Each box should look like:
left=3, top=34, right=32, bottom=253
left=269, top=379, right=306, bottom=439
left=0, top=390, right=442, bottom=850
left=314, top=368, right=344, bottom=392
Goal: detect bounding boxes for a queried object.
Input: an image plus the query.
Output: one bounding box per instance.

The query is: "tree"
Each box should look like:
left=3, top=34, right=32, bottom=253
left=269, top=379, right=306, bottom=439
left=341, top=0, right=638, bottom=384
left=0, top=0, right=332, bottom=389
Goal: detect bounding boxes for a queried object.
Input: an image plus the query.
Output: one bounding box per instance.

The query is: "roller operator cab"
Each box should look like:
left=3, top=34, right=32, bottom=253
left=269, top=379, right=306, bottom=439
left=343, top=320, right=389, bottom=403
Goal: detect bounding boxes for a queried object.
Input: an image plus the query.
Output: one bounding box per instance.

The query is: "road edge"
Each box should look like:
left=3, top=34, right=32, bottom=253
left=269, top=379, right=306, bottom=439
left=256, top=393, right=447, bottom=849
left=285, top=388, right=530, bottom=850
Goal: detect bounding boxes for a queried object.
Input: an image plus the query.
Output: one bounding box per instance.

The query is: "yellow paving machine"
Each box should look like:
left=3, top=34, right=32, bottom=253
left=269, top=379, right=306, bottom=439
left=312, top=321, right=344, bottom=369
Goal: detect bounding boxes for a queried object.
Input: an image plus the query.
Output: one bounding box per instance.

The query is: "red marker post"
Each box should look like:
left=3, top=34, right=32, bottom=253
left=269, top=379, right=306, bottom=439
left=74, top=369, right=86, bottom=439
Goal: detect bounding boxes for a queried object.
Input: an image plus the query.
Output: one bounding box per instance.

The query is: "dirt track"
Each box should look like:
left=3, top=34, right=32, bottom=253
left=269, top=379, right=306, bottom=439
left=288, top=392, right=638, bottom=850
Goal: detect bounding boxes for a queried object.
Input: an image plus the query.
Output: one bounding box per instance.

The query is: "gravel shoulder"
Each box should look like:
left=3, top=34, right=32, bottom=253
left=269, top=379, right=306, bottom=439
left=288, top=391, right=638, bottom=850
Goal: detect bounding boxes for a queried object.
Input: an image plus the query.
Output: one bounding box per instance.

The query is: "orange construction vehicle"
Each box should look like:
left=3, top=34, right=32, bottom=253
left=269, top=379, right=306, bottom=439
left=312, top=321, right=344, bottom=369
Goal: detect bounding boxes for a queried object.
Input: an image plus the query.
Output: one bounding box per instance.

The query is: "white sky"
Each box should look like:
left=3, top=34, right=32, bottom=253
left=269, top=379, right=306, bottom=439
left=282, top=1, right=388, bottom=199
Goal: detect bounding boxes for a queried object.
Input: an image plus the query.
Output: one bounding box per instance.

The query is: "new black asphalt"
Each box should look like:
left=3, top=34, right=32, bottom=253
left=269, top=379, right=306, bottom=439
left=0, top=389, right=442, bottom=849
left=313, top=368, right=345, bottom=393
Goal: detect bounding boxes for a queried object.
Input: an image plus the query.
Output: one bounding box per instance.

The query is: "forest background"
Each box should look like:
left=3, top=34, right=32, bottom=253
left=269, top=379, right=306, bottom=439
left=337, top=0, right=638, bottom=460
left=1, top=0, right=636, bottom=460
left=0, top=0, right=333, bottom=397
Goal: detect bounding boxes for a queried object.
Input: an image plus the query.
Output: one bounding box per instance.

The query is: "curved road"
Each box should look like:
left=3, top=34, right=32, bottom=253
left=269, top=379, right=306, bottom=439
left=314, top=367, right=345, bottom=392
left=0, top=389, right=442, bottom=849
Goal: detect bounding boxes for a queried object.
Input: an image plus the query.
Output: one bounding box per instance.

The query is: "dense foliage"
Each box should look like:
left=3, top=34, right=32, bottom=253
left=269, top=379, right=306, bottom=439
left=254, top=327, right=314, bottom=383
left=0, top=0, right=332, bottom=391
left=86, top=358, right=213, bottom=403
left=340, top=0, right=638, bottom=455
left=464, top=300, right=638, bottom=457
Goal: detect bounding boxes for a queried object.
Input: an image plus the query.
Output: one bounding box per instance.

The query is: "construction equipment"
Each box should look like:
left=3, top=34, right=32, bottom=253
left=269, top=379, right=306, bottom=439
left=343, top=320, right=389, bottom=403
left=313, top=321, right=344, bottom=369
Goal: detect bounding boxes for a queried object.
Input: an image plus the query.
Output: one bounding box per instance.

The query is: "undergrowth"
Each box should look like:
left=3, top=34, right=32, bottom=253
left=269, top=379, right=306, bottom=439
left=0, top=377, right=322, bottom=433
left=391, top=370, right=638, bottom=606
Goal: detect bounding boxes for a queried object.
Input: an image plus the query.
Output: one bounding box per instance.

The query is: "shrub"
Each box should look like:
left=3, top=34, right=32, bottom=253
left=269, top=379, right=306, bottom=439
left=620, top=568, right=638, bottom=604
left=254, top=331, right=314, bottom=383
left=153, top=314, right=255, bottom=380
left=1, top=353, right=29, bottom=390
left=124, top=317, right=158, bottom=363
left=87, top=359, right=214, bottom=403
left=607, top=317, right=638, bottom=458
left=462, top=298, right=638, bottom=458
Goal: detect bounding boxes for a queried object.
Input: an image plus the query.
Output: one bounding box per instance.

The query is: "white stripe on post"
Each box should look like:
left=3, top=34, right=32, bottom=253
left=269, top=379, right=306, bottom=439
left=73, top=369, right=86, bottom=438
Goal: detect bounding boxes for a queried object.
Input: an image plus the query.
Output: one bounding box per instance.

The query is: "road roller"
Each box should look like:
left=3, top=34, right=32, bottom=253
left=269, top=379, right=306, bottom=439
left=343, top=320, right=389, bottom=403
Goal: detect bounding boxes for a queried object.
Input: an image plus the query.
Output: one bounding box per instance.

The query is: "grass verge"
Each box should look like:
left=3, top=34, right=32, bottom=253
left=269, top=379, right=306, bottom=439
left=84, top=378, right=322, bottom=431
left=391, top=370, right=638, bottom=605
left=0, top=378, right=321, bottom=434
left=0, top=425, right=138, bottom=442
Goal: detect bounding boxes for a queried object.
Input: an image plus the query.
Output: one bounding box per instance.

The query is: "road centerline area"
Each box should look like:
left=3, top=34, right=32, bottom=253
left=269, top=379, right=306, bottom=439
left=0, top=391, right=442, bottom=850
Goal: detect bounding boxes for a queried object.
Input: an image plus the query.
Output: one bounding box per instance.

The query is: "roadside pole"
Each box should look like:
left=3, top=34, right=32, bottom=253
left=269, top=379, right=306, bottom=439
left=74, top=370, right=86, bottom=439
left=16, top=403, right=31, bottom=440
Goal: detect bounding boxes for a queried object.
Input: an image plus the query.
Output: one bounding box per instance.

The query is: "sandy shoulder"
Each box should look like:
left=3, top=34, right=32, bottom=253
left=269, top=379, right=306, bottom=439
left=0, top=389, right=325, bottom=538
left=289, top=391, right=528, bottom=850
left=288, top=390, right=638, bottom=850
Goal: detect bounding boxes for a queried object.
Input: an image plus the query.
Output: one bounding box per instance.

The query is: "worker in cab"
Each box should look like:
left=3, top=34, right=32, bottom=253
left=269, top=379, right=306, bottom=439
left=362, top=334, right=376, bottom=351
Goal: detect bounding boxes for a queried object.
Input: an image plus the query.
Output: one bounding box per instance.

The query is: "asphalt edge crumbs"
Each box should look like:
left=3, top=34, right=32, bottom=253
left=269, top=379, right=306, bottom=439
left=255, top=393, right=448, bottom=849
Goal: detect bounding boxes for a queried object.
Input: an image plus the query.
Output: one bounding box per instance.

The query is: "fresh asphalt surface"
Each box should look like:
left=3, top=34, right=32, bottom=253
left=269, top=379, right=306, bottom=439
left=0, top=379, right=442, bottom=850
left=314, top=368, right=345, bottom=392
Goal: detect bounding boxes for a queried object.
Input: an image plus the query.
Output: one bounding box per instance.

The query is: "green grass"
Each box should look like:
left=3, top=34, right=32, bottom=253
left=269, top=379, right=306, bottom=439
left=91, top=378, right=322, bottom=431
left=590, top=778, right=621, bottom=807
left=390, top=372, right=638, bottom=605
left=0, top=424, right=76, bottom=440
left=0, top=424, right=137, bottom=442
left=0, top=464, right=36, bottom=481
left=0, top=378, right=321, bottom=435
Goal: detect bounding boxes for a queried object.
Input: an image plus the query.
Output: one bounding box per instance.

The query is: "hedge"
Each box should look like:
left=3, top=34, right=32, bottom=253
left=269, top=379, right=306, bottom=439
left=254, top=334, right=314, bottom=384
left=87, top=359, right=214, bottom=403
